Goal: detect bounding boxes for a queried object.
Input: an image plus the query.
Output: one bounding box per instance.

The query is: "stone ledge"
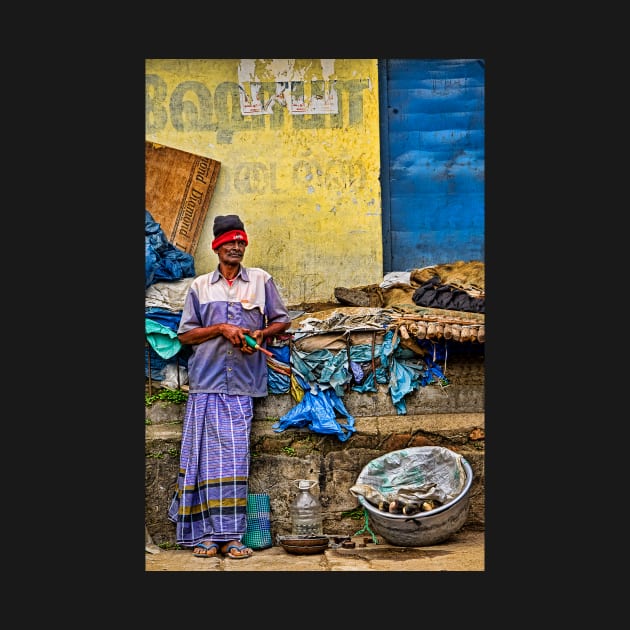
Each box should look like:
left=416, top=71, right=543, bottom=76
left=146, top=412, right=484, bottom=446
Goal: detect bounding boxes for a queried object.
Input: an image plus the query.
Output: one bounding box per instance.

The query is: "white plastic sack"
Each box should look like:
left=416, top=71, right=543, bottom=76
left=350, top=446, right=467, bottom=506
left=145, top=277, right=195, bottom=312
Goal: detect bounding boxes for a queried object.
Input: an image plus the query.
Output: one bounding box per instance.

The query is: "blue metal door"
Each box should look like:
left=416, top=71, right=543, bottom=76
left=379, top=59, right=485, bottom=273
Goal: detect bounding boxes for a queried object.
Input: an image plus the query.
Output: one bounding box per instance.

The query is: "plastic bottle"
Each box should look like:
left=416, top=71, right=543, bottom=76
left=291, top=480, right=323, bottom=536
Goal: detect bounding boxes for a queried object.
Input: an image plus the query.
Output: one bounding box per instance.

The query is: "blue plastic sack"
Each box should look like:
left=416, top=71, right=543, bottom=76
left=267, top=344, right=291, bottom=394
left=145, top=209, right=196, bottom=288
left=272, top=385, right=356, bottom=442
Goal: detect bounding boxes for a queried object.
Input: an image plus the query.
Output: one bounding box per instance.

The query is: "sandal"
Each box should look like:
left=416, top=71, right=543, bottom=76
left=193, top=541, right=219, bottom=558
left=220, top=541, right=253, bottom=559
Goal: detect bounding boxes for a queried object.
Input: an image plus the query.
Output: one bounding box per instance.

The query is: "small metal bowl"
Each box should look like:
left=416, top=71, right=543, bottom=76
left=278, top=535, right=328, bottom=546
left=281, top=542, right=329, bottom=555
left=278, top=535, right=329, bottom=554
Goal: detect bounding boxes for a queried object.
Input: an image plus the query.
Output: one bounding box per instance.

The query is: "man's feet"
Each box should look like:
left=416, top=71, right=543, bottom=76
left=220, top=540, right=253, bottom=559
left=193, top=541, right=219, bottom=557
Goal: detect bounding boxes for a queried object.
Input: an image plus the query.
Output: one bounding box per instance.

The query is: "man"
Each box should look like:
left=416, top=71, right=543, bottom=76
left=168, top=214, right=291, bottom=558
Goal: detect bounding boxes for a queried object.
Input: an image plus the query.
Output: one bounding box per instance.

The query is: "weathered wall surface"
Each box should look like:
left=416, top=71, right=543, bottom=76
left=145, top=354, right=485, bottom=546
left=145, top=59, right=383, bottom=305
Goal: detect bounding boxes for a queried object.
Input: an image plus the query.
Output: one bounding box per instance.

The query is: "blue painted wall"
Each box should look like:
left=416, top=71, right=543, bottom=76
left=380, top=59, right=485, bottom=272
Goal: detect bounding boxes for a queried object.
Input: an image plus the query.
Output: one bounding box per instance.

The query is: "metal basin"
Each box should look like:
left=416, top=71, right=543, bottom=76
left=357, top=449, right=474, bottom=547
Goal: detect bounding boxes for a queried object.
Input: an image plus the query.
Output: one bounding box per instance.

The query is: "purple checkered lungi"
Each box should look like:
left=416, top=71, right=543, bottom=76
left=168, top=393, right=253, bottom=547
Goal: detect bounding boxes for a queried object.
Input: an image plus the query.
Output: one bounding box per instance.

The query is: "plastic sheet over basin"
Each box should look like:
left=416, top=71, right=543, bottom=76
left=355, top=446, right=474, bottom=546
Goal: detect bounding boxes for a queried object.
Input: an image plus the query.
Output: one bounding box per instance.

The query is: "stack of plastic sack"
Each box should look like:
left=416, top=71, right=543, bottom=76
left=145, top=210, right=196, bottom=387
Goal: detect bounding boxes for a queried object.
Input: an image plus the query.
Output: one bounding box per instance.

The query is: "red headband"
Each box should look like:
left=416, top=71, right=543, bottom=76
left=212, top=229, right=248, bottom=250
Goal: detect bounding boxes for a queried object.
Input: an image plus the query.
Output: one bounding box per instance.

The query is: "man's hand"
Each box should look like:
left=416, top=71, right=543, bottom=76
left=221, top=324, right=256, bottom=353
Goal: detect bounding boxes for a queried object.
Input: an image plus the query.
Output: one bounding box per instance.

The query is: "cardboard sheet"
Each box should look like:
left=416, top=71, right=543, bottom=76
left=145, top=142, right=221, bottom=254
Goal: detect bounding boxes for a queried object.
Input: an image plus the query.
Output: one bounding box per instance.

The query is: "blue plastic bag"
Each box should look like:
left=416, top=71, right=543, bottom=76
left=145, top=209, right=195, bottom=288
left=272, top=385, right=356, bottom=442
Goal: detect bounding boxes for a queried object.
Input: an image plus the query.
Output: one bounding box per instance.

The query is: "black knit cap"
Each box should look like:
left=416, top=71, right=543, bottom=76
left=213, top=214, right=245, bottom=237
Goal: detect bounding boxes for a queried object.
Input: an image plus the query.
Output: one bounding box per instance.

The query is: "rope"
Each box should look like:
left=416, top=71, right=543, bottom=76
left=353, top=508, right=378, bottom=544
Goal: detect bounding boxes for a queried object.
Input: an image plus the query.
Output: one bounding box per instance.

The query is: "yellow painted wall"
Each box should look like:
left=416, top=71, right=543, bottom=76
left=146, top=59, right=382, bottom=306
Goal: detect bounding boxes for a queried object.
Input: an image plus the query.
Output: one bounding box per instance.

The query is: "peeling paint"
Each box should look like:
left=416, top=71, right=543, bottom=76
left=237, top=59, right=337, bottom=83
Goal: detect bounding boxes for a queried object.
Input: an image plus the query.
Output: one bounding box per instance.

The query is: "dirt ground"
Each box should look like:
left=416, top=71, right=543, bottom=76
left=146, top=527, right=485, bottom=571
